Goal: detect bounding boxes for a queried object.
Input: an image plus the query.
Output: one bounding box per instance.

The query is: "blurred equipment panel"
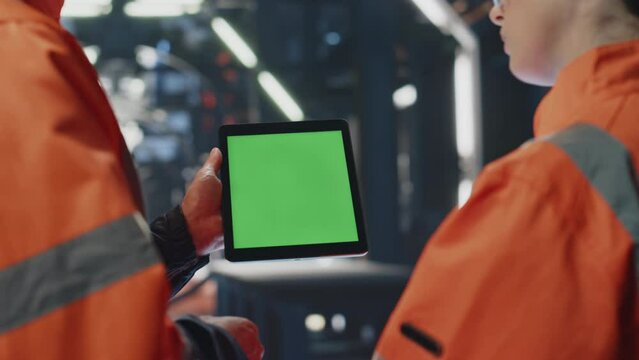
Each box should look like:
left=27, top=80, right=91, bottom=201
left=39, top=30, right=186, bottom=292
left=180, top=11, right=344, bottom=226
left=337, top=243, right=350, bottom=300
left=211, top=259, right=410, bottom=360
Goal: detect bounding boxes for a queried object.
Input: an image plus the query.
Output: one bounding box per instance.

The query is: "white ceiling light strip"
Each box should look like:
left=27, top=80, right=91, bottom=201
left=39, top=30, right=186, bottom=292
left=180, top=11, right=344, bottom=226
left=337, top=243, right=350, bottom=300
left=124, top=0, right=202, bottom=17
left=212, top=17, right=305, bottom=122
left=61, top=0, right=112, bottom=18
left=257, top=71, right=305, bottom=122
left=454, top=51, right=477, bottom=160
left=211, top=17, right=258, bottom=69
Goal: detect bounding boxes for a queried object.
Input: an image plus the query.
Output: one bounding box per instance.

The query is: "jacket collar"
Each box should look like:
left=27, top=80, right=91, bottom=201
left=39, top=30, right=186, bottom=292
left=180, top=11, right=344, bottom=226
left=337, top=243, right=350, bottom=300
left=534, top=39, right=639, bottom=137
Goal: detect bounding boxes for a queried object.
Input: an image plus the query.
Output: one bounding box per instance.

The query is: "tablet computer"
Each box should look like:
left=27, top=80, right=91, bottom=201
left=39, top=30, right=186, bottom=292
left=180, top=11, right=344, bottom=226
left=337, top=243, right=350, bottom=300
left=219, top=119, right=368, bottom=262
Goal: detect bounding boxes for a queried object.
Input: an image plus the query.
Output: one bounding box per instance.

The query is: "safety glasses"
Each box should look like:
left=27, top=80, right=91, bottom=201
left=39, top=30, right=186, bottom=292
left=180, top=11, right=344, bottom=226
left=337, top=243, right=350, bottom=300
left=492, top=0, right=502, bottom=6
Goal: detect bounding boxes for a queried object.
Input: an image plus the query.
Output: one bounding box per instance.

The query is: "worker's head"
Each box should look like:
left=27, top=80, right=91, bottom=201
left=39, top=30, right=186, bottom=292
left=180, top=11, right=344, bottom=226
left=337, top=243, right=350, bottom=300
left=489, top=0, right=639, bottom=86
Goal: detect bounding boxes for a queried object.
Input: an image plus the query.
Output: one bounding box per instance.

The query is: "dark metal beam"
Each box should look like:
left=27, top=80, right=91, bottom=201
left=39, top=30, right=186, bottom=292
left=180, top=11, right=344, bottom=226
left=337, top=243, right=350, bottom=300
left=355, top=0, right=401, bottom=263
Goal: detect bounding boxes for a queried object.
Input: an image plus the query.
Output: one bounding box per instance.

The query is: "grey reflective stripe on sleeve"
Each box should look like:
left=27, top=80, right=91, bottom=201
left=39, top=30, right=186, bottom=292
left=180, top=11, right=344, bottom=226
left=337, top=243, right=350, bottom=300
left=0, top=213, right=160, bottom=333
left=544, top=123, right=639, bottom=249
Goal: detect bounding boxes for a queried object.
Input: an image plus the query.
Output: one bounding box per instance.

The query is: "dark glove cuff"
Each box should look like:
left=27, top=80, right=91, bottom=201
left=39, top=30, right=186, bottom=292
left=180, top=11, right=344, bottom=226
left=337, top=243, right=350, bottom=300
left=152, top=205, right=195, bottom=264
left=175, top=315, right=248, bottom=360
left=151, top=205, right=209, bottom=296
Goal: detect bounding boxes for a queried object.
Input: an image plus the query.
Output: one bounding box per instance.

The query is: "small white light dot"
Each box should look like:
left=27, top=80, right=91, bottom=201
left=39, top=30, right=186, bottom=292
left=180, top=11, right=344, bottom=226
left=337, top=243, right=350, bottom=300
left=331, top=314, right=346, bottom=333
left=360, top=324, right=376, bottom=344
left=305, top=314, right=326, bottom=333
left=325, top=32, right=342, bottom=46
left=393, top=84, right=418, bottom=110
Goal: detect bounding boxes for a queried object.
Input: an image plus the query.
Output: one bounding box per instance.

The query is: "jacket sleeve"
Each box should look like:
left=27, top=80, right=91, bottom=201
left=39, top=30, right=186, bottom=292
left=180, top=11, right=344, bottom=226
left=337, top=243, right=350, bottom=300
left=0, top=18, right=186, bottom=359
left=0, top=18, right=237, bottom=360
left=375, top=160, right=636, bottom=359
left=151, top=205, right=210, bottom=297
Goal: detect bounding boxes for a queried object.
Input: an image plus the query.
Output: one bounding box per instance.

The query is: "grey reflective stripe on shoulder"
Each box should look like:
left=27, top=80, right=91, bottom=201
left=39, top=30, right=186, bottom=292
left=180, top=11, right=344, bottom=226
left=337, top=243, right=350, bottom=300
left=544, top=123, right=639, bottom=247
left=0, top=213, right=160, bottom=333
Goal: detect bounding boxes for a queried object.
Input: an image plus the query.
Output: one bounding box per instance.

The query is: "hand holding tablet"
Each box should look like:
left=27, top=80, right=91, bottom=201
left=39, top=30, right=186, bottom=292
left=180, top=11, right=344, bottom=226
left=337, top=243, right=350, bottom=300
left=220, top=119, right=368, bottom=261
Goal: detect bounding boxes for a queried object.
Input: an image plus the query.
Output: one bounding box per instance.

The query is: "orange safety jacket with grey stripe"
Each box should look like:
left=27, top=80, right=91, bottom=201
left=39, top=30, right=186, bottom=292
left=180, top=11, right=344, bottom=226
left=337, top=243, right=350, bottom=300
left=0, top=0, right=246, bottom=359
left=375, top=40, right=639, bottom=359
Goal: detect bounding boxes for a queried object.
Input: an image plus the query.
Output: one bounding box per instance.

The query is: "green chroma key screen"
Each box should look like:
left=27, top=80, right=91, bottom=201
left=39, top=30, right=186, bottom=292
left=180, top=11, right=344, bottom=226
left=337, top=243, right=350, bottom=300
left=227, top=131, right=359, bottom=249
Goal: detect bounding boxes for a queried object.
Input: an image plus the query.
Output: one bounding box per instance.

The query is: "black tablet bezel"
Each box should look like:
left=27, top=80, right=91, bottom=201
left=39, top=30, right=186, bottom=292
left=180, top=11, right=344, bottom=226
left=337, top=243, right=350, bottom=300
left=219, top=119, right=368, bottom=262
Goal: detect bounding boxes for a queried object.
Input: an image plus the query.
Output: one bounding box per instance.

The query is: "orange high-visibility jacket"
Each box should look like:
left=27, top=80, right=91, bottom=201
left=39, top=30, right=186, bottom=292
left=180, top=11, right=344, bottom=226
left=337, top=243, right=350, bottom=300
left=0, top=0, right=185, bottom=358
left=376, top=40, right=639, bottom=359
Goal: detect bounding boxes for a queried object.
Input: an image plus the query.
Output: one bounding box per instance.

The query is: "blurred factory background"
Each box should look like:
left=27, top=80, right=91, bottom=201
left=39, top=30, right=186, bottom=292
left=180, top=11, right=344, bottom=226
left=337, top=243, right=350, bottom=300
left=61, top=0, right=547, bottom=358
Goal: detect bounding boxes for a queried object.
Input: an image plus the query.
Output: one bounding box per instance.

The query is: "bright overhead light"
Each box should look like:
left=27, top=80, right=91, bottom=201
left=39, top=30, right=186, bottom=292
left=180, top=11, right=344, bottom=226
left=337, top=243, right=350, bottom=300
left=454, top=51, right=476, bottom=159
left=393, top=84, right=418, bottom=110
left=124, top=0, right=202, bottom=17
left=257, top=71, right=304, bottom=122
left=211, top=17, right=258, bottom=69
left=83, top=46, right=100, bottom=65
left=61, top=0, right=112, bottom=18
